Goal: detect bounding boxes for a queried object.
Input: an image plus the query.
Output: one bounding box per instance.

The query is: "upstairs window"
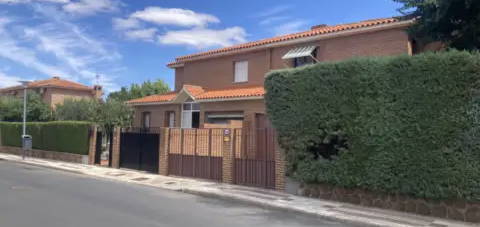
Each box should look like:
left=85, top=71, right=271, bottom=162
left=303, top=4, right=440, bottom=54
left=282, top=46, right=318, bottom=68
left=234, top=61, right=248, bottom=83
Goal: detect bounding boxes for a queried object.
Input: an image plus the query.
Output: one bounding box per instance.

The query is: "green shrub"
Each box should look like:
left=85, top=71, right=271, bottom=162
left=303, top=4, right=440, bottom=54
left=0, top=121, right=91, bottom=155
left=265, top=50, right=480, bottom=201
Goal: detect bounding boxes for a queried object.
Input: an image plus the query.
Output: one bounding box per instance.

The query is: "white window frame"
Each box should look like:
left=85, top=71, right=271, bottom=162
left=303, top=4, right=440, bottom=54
left=181, top=102, right=200, bottom=128
left=168, top=112, right=175, bottom=128
left=142, top=112, right=151, bottom=129
left=234, top=61, right=248, bottom=83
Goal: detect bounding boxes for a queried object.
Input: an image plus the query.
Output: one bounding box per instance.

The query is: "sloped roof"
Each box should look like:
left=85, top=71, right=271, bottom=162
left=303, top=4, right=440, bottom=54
left=168, top=18, right=411, bottom=67
left=127, top=85, right=265, bottom=105
left=0, top=77, right=93, bottom=92
left=127, top=91, right=178, bottom=104
left=196, top=86, right=264, bottom=100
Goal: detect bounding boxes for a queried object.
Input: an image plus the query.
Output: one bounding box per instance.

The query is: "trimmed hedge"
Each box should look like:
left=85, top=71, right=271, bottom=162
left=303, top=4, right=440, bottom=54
left=265, top=51, right=480, bottom=201
left=0, top=121, right=91, bottom=155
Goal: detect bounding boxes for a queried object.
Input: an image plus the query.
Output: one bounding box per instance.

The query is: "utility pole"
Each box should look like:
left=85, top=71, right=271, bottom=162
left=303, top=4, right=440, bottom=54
left=19, top=81, right=30, bottom=160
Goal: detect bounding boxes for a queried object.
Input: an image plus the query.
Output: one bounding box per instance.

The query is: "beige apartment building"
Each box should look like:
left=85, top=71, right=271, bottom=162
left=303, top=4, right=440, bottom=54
left=128, top=17, right=439, bottom=129
left=0, top=76, right=103, bottom=108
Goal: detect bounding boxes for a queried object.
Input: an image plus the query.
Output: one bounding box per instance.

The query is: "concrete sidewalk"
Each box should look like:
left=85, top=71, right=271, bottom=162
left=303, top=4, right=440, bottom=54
left=0, top=153, right=475, bottom=227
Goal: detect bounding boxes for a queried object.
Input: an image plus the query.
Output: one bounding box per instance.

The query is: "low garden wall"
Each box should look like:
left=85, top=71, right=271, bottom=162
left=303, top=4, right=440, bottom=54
left=0, top=121, right=94, bottom=164
left=300, top=184, right=480, bottom=222
left=0, top=146, right=88, bottom=164
left=0, top=121, right=91, bottom=155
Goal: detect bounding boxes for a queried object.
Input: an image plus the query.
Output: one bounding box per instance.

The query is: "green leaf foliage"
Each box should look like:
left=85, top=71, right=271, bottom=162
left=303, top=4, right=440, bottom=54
left=395, top=0, right=480, bottom=50
left=55, top=98, right=98, bottom=121
left=108, top=79, right=170, bottom=102
left=0, top=91, right=52, bottom=122
left=265, top=51, right=480, bottom=201
left=0, top=121, right=91, bottom=155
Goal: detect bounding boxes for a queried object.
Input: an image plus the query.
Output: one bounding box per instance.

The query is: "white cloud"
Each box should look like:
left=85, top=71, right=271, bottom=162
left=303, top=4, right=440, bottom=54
left=0, top=8, right=122, bottom=92
left=124, top=28, right=157, bottom=41
left=62, top=0, right=118, bottom=16
left=158, top=27, right=246, bottom=49
left=0, top=19, right=69, bottom=77
left=0, top=0, right=116, bottom=16
left=131, top=7, right=219, bottom=27
left=0, top=71, right=23, bottom=88
left=0, top=0, right=70, bottom=4
left=259, top=16, right=290, bottom=26
left=112, top=17, right=140, bottom=30
left=272, top=20, right=309, bottom=35
left=254, top=5, right=292, bottom=18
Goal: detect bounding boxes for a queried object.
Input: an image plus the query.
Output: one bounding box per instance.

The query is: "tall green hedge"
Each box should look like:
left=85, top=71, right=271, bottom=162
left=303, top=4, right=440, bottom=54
left=0, top=121, right=91, bottom=155
left=265, top=51, right=480, bottom=201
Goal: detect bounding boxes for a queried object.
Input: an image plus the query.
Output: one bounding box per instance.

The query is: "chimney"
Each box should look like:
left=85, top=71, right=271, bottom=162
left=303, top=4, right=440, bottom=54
left=311, top=24, right=328, bottom=30
left=93, top=85, right=103, bottom=99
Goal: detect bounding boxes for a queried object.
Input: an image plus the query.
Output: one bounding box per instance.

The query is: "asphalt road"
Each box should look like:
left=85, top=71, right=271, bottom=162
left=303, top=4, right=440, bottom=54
left=0, top=160, right=355, bottom=227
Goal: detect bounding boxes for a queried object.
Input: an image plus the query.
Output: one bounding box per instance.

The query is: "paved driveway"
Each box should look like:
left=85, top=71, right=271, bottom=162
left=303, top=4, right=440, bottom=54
left=0, top=160, right=355, bottom=227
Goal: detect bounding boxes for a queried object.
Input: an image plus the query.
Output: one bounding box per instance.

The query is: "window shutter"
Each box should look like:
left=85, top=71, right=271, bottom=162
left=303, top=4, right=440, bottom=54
left=234, top=61, right=248, bottom=82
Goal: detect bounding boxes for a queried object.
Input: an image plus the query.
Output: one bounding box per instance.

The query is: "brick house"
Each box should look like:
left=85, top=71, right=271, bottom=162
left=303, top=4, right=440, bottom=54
left=128, top=18, right=432, bottom=129
left=0, top=76, right=103, bottom=108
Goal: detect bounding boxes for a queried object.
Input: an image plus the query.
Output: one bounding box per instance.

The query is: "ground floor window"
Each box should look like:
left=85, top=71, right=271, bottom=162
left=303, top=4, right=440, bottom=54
left=142, top=112, right=151, bottom=129
left=165, top=111, right=176, bottom=128
left=181, top=102, right=200, bottom=128
left=206, top=112, right=244, bottom=128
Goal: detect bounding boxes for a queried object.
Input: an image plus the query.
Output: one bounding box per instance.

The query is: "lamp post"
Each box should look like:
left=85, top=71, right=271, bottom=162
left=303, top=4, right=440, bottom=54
left=19, top=81, right=30, bottom=160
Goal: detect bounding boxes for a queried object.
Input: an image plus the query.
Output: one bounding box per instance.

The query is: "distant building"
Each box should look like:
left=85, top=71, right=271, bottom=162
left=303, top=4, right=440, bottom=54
left=0, top=76, right=103, bottom=108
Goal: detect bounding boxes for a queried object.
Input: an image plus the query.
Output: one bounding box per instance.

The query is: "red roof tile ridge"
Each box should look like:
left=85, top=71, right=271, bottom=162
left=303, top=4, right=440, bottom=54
left=168, top=17, right=406, bottom=66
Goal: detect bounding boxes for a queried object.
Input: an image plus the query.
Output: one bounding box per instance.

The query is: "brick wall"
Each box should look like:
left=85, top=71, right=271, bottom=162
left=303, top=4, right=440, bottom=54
left=175, top=27, right=410, bottom=90
left=111, top=127, right=121, bottom=168
left=158, top=128, right=169, bottom=175
left=87, top=126, right=97, bottom=165
left=300, top=184, right=480, bottom=223
left=0, top=146, right=88, bottom=164
left=222, top=130, right=234, bottom=184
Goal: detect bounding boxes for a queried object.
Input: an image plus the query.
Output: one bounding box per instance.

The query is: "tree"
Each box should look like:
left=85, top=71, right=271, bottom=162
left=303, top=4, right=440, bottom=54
left=93, top=99, right=133, bottom=135
left=54, top=99, right=97, bottom=121
left=0, top=92, right=52, bottom=122
left=394, top=0, right=480, bottom=50
left=108, top=79, right=170, bottom=102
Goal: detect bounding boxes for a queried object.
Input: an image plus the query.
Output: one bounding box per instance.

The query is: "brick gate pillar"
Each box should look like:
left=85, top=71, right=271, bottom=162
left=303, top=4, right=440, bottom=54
left=275, top=140, right=286, bottom=191
left=159, top=128, right=170, bottom=175
left=222, top=129, right=234, bottom=184
left=87, top=126, right=97, bottom=165
left=111, top=127, right=121, bottom=168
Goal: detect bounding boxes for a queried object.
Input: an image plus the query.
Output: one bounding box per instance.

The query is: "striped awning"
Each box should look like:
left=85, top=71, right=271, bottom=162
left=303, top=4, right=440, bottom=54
left=282, top=46, right=317, bottom=60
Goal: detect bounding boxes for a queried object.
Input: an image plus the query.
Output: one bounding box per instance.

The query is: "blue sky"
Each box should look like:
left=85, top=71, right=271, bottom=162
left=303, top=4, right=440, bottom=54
left=0, top=0, right=402, bottom=93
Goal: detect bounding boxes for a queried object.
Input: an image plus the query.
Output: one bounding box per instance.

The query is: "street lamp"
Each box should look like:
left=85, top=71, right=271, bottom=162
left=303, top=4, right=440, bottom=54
left=19, top=80, right=30, bottom=160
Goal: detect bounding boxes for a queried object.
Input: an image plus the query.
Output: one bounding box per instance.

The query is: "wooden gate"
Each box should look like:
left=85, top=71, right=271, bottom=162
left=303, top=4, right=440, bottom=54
left=120, top=128, right=160, bottom=173
left=168, top=128, right=223, bottom=181
left=233, top=127, right=277, bottom=189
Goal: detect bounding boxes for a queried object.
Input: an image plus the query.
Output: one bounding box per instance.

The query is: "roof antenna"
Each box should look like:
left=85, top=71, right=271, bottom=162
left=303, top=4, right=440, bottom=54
left=95, top=74, right=100, bottom=86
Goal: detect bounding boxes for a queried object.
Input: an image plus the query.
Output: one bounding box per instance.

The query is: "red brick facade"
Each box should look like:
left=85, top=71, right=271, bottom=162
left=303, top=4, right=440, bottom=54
left=131, top=19, right=414, bottom=130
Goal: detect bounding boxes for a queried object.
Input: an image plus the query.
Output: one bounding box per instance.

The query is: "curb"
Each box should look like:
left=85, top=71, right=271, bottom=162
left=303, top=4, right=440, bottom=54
left=181, top=188, right=381, bottom=227
left=2, top=156, right=470, bottom=227
left=5, top=157, right=381, bottom=226
left=1, top=158, right=86, bottom=175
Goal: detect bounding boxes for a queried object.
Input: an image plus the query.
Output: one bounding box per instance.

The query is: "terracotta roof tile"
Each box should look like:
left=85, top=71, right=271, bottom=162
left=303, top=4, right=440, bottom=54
left=0, top=77, right=93, bottom=92
left=127, top=86, right=264, bottom=104
left=168, top=18, right=409, bottom=67
left=127, top=91, right=178, bottom=104
left=183, top=85, right=205, bottom=97
left=196, top=86, right=264, bottom=100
